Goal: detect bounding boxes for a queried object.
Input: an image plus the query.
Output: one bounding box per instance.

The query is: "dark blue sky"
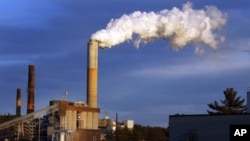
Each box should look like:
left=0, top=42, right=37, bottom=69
left=1, top=0, right=250, bottom=127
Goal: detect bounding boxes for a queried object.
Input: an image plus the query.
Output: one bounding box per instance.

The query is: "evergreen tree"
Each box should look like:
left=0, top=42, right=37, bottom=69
left=207, top=88, right=247, bottom=114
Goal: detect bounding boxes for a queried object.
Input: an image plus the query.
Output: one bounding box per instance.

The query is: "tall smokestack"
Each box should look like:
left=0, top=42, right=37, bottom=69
left=16, top=88, right=21, bottom=116
left=87, top=39, right=98, bottom=108
left=27, top=64, right=35, bottom=114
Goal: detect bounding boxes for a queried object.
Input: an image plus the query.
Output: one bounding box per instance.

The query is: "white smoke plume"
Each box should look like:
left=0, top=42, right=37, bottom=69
left=91, top=2, right=227, bottom=51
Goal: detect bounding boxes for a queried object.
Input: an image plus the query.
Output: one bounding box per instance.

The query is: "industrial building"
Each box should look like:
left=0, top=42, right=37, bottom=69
left=169, top=114, right=250, bottom=141
left=0, top=40, right=101, bottom=141
left=169, top=89, right=250, bottom=141
left=98, top=113, right=134, bottom=140
left=48, top=100, right=100, bottom=141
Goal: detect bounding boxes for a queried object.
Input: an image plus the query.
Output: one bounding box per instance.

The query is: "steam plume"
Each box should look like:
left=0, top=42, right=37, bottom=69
left=91, top=2, right=226, bottom=52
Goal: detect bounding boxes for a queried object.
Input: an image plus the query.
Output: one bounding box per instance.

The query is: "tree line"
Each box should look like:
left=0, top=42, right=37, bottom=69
left=103, top=124, right=169, bottom=141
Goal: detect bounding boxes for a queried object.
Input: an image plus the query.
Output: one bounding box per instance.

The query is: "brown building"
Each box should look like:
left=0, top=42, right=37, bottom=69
left=47, top=100, right=100, bottom=141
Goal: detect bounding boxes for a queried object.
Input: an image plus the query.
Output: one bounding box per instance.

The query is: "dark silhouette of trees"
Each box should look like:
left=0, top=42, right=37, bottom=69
left=0, top=114, right=16, bottom=124
left=103, top=124, right=169, bottom=141
left=207, top=88, right=247, bottom=114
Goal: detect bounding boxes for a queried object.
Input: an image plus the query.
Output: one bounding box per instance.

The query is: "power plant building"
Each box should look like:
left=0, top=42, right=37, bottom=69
left=47, top=40, right=101, bottom=140
left=0, top=40, right=102, bottom=141
left=48, top=100, right=100, bottom=141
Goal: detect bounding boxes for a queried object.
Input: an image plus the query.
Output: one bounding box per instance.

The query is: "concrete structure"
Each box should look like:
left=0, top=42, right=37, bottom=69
left=0, top=99, right=99, bottom=141
left=48, top=100, right=100, bottom=141
left=87, top=39, right=99, bottom=108
left=27, top=65, right=35, bottom=114
left=16, top=88, right=21, bottom=117
left=47, top=39, right=101, bottom=141
left=169, top=114, right=250, bottom=141
left=123, top=120, right=134, bottom=129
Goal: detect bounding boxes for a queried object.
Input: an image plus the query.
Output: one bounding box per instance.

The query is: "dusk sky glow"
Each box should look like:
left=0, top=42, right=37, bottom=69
left=1, top=0, right=250, bottom=127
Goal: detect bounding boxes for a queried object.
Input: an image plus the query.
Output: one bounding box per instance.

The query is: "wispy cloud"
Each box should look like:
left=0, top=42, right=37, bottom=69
left=128, top=53, right=250, bottom=78
left=152, top=104, right=203, bottom=114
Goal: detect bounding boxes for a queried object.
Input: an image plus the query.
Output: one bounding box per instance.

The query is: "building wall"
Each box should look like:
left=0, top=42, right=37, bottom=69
left=48, top=100, right=100, bottom=141
left=74, top=129, right=100, bottom=141
left=123, top=120, right=134, bottom=129
left=169, top=114, right=250, bottom=141
left=247, top=88, right=250, bottom=113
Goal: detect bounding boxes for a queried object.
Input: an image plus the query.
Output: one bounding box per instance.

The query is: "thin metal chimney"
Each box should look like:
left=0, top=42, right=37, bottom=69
left=87, top=39, right=98, bottom=108
left=16, top=88, right=21, bottom=116
left=27, top=64, right=35, bottom=114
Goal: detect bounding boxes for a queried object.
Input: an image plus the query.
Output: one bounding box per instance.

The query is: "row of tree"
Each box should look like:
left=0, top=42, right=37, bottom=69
left=104, top=124, right=168, bottom=141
